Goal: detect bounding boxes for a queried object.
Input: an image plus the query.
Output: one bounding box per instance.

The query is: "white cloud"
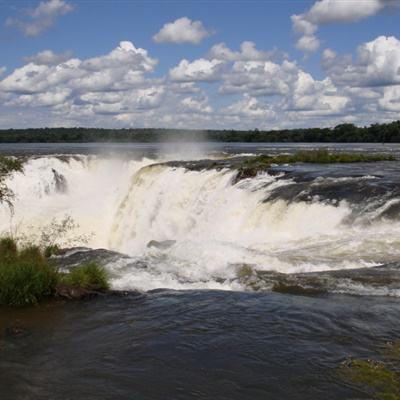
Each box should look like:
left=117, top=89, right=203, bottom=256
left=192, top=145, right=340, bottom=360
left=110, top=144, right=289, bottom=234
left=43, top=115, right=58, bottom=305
left=169, top=58, right=224, bottom=82
left=0, top=35, right=399, bottom=130
left=180, top=96, right=212, bottom=114
left=223, top=95, right=275, bottom=119
left=6, top=0, right=73, bottom=37
left=379, top=85, right=400, bottom=111
left=209, top=41, right=284, bottom=62
left=0, top=67, right=6, bottom=77
left=323, top=36, right=400, bottom=87
left=291, top=0, right=397, bottom=53
left=219, top=60, right=298, bottom=96
left=153, top=17, right=213, bottom=44
left=24, top=50, right=73, bottom=65
left=284, top=72, right=349, bottom=115
left=0, top=41, right=158, bottom=95
left=295, top=35, right=320, bottom=53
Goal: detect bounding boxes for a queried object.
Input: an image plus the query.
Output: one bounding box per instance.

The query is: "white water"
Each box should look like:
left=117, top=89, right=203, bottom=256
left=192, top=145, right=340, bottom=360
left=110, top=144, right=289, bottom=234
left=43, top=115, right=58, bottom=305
left=1, top=155, right=400, bottom=291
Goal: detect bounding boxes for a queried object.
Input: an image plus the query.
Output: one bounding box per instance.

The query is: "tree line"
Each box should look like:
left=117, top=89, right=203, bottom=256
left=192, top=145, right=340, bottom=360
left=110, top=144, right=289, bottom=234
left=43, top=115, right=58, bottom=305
left=0, top=121, right=400, bottom=143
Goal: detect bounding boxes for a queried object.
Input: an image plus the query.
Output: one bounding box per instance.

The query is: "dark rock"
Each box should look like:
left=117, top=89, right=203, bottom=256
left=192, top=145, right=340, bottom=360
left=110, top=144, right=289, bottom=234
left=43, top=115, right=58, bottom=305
left=147, top=240, right=176, bottom=250
left=55, top=283, right=100, bottom=300
left=4, top=325, right=29, bottom=338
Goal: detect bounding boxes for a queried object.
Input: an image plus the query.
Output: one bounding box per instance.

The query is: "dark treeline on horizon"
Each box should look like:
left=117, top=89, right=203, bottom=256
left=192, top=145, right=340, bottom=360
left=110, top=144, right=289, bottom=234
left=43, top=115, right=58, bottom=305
left=0, top=121, right=400, bottom=143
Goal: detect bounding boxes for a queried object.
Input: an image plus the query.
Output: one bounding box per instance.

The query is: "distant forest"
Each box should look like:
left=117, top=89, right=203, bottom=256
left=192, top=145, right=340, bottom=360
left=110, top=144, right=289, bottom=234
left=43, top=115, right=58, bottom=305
left=1, top=121, right=400, bottom=143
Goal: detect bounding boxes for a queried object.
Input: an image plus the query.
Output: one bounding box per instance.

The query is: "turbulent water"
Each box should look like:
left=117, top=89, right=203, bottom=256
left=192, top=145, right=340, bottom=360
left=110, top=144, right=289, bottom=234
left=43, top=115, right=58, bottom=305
left=1, top=142, right=400, bottom=295
left=2, top=143, right=400, bottom=400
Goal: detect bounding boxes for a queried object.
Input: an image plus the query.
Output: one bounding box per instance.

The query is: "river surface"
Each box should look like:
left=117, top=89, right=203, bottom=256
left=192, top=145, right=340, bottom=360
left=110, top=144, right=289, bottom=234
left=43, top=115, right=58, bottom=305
left=1, top=142, right=400, bottom=399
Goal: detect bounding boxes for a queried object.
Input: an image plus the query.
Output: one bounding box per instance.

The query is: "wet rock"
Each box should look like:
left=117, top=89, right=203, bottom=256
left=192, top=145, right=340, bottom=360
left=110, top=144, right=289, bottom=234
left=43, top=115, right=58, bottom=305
left=147, top=240, right=176, bottom=250
left=4, top=325, right=29, bottom=338
left=55, top=283, right=100, bottom=300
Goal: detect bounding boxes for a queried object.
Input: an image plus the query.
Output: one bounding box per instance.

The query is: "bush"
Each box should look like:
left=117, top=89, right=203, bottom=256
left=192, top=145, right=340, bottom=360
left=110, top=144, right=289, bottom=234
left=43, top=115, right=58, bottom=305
left=0, top=237, right=18, bottom=258
left=44, top=244, right=60, bottom=258
left=0, top=240, right=58, bottom=306
left=61, top=262, right=109, bottom=292
left=0, top=238, right=110, bottom=306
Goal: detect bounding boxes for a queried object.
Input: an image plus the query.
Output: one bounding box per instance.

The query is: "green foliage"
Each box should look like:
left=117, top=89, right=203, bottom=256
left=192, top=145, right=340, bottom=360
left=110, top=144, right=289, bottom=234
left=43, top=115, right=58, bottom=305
left=0, top=238, right=109, bottom=306
left=339, top=340, right=400, bottom=400
left=0, top=237, right=18, bottom=258
left=236, top=149, right=395, bottom=180
left=36, top=215, right=91, bottom=249
left=61, top=262, right=109, bottom=292
left=0, top=239, right=58, bottom=306
left=0, top=121, right=400, bottom=143
left=0, top=156, right=23, bottom=208
left=44, top=244, right=60, bottom=258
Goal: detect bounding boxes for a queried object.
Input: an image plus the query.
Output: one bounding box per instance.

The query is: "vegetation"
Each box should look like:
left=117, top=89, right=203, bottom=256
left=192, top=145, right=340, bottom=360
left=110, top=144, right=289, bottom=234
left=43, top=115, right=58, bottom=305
left=0, top=237, right=109, bottom=307
left=235, top=149, right=395, bottom=180
left=44, top=244, right=60, bottom=258
left=339, top=340, right=400, bottom=400
left=1, top=121, right=400, bottom=143
left=0, top=156, right=23, bottom=208
left=60, top=262, right=109, bottom=292
left=0, top=239, right=57, bottom=306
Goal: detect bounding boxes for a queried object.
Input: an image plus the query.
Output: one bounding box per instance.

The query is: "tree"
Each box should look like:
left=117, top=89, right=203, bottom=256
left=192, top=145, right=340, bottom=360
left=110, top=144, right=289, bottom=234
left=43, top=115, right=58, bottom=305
left=0, top=156, right=23, bottom=209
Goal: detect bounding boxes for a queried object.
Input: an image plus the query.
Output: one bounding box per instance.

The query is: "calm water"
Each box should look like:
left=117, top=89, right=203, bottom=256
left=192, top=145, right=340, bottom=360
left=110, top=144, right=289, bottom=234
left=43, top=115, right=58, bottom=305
left=1, top=142, right=400, bottom=399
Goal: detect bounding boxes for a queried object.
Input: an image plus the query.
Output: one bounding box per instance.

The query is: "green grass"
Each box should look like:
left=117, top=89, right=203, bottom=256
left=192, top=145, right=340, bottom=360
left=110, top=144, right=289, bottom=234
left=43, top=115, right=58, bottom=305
left=339, top=340, right=400, bottom=400
left=0, top=238, right=109, bottom=306
left=61, top=262, right=109, bottom=292
left=0, top=240, right=58, bottom=306
left=236, top=149, right=396, bottom=180
left=44, top=244, right=60, bottom=258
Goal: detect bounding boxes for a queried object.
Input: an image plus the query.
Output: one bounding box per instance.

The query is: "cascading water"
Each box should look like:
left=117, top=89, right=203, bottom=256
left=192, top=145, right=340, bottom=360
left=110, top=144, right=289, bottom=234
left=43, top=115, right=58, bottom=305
left=2, top=153, right=400, bottom=293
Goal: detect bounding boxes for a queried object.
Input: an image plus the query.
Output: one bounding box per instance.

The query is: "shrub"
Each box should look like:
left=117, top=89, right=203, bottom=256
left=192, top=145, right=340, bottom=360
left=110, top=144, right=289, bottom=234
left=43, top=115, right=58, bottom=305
left=44, top=244, right=60, bottom=258
left=62, top=262, right=109, bottom=292
left=0, top=237, right=18, bottom=258
left=0, top=243, right=58, bottom=306
left=0, top=238, right=110, bottom=306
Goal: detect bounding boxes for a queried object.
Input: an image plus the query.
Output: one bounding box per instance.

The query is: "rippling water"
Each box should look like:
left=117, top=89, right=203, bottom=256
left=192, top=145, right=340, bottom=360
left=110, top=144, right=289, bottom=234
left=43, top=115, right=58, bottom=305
left=1, top=291, right=399, bottom=400
left=1, top=142, right=400, bottom=399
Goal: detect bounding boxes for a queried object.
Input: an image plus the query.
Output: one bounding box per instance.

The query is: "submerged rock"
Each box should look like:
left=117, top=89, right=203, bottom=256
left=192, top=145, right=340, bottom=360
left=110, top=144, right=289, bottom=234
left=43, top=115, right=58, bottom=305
left=55, top=283, right=102, bottom=300
left=147, top=240, right=176, bottom=250
left=4, top=325, right=29, bottom=338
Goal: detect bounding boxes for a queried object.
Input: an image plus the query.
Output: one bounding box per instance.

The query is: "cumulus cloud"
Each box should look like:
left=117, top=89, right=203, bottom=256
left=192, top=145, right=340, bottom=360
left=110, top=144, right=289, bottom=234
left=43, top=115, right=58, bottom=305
left=223, top=95, right=275, bottom=119
left=1, top=34, right=399, bottom=130
left=292, top=0, right=397, bottom=53
left=209, top=41, right=285, bottom=62
left=180, top=96, right=213, bottom=114
left=284, top=72, right=349, bottom=115
left=219, top=60, right=299, bottom=96
left=0, top=41, right=158, bottom=96
left=5, top=0, right=73, bottom=37
left=24, top=50, right=74, bottom=65
left=379, top=85, right=400, bottom=111
left=323, top=36, right=400, bottom=87
left=153, top=17, right=213, bottom=44
left=0, top=67, right=6, bottom=77
left=169, top=58, right=224, bottom=82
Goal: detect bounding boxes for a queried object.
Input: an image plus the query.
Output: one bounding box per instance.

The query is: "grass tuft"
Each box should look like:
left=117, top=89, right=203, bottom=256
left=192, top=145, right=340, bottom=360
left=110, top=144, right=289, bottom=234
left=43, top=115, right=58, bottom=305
left=0, top=238, right=109, bottom=306
left=0, top=239, right=58, bottom=306
left=61, top=262, right=109, bottom=292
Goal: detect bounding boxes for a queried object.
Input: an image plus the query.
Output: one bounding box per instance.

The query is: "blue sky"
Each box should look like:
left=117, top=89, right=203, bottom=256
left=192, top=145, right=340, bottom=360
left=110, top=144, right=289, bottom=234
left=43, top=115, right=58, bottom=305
left=0, top=0, right=399, bottom=129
